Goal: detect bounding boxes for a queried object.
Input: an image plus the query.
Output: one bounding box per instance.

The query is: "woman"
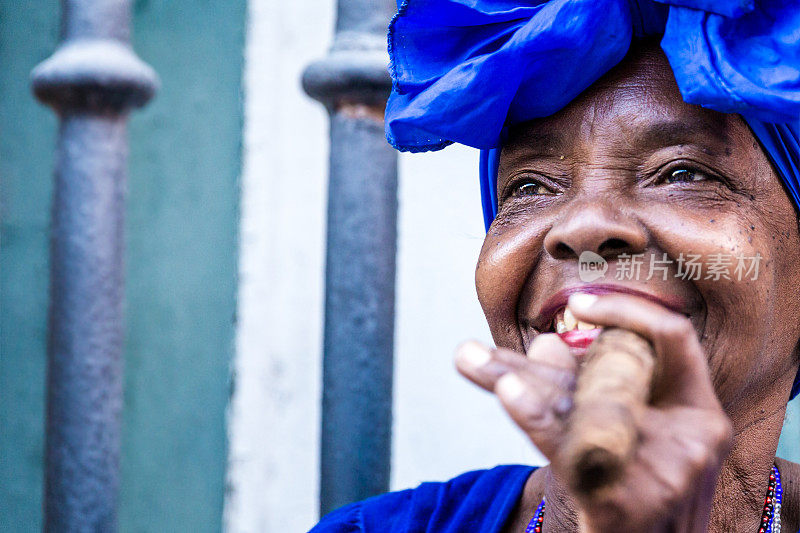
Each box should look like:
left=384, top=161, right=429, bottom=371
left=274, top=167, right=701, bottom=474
left=313, top=1, right=800, bottom=531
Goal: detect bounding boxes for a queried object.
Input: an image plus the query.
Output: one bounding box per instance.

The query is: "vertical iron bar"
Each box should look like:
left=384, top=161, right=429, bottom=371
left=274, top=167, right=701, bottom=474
left=31, top=1, right=158, bottom=530
left=303, top=0, right=398, bottom=516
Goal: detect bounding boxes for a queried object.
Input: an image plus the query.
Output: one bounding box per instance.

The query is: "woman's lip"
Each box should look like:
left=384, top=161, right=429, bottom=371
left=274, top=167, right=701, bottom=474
left=558, top=328, right=602, bottom=356
left=533, top=283, right=687, bottom=332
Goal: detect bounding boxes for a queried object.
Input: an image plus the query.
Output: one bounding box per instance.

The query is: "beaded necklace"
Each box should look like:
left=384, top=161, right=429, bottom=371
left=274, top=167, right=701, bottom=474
left=524, top=464, right=782, bottom=533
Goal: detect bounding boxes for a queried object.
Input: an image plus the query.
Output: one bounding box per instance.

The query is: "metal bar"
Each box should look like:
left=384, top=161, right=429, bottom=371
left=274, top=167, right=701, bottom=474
left=303, top=0, right=398, bottom=516
left=31, top=1, right=158, bottom=530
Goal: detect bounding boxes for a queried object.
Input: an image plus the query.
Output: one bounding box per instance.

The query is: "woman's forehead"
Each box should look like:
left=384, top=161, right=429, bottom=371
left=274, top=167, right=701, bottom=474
left=505, top=47, right=746, bottom=165
left=502, top=45, right=747, bottom=159
left=500, top=114, right=742, bottom=171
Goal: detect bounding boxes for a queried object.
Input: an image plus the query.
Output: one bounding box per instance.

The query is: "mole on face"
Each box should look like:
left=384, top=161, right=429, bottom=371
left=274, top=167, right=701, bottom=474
left=475, top=42, right=800, bottom=417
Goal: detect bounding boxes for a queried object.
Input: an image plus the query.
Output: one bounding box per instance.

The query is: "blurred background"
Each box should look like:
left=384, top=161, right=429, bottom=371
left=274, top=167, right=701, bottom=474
left=2, top=1, right=798, bottom=532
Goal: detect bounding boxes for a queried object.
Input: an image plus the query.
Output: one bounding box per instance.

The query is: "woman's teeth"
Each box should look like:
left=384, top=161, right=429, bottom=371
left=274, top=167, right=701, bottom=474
left=554, top=308, right=599, bottom=333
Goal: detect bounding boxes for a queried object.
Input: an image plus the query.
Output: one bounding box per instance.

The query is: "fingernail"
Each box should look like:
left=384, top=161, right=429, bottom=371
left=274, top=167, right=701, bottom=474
left=568, top=293, right=598, bottom=313
left=456, top=341, right=491, bottom=369
left=496, top=373, right=526, bottom=402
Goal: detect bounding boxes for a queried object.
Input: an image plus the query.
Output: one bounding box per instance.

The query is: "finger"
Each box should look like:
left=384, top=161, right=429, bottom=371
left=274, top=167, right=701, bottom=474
left=456, top=339, right=576, bottom=395
left=566, top=293, right=717, bottom=407
left=643, top=407, right=732, bottom=470
left=455, top=341, right=512, bottom=393
left=571, top=422, right=712, bottom=531
left=576, top=460, right=675, bottom=530
left=495, top=372, right=568, bottom=458
left=593, top=408, right=731, bottom=527
left=527, top=333, right=578, bottom=374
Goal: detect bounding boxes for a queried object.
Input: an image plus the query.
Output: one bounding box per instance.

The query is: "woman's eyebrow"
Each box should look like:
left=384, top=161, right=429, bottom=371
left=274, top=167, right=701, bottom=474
left=503, top=130, right=568, bottom=158
left=638, top=119, right=729, bottom=154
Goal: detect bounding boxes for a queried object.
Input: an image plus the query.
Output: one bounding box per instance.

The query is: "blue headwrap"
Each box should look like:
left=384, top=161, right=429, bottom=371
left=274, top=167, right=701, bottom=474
left=385, top=0, right=800, bottom=400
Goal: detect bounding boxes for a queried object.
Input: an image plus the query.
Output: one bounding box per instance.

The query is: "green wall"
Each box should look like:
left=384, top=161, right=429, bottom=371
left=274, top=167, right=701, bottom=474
left=0, top=2, right=58, bottom=529
left=0, top=1, right=245, bottom=531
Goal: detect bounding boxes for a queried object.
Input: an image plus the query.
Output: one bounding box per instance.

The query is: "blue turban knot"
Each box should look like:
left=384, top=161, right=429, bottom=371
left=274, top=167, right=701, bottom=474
left=385, top=0, right=800, bottom=400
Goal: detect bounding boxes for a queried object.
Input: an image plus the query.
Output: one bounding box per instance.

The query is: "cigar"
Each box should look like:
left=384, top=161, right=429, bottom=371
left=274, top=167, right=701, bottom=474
left=560, top=327, right=656, bottom=495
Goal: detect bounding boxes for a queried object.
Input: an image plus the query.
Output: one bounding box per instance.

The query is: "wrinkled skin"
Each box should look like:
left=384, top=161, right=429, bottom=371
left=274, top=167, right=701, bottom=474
left=456, top=43, right=800, bottom=532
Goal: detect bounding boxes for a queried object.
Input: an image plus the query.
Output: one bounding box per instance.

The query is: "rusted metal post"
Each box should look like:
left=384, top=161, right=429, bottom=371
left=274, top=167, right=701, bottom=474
left=303, top=0, right=398, bottom=516
left=31, top=1, right=158, bottom=530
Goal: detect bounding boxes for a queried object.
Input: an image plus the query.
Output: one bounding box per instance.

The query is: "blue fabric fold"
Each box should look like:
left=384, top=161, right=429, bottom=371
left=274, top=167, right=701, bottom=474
left=387, top=0, right=800, bottom=152
left=310, top=465, right=536, bottom=532
left=387, top=0, right=800, bottom=400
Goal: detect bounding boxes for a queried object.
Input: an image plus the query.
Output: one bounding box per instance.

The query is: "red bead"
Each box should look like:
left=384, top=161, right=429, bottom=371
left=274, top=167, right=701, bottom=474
left=534, top=527, right=541, bottom=533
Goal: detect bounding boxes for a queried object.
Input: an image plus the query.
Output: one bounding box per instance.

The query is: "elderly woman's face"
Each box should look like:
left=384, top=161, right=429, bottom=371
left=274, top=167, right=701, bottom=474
left=476, top=45, right=800, bottom=411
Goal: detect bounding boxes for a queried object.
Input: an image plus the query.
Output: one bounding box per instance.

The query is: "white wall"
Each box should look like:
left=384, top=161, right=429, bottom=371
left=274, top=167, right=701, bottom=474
left=225, top=1, right=545, bottom=531
left=224, top=1, right=331, bottom=531
left=392, top=146, right=545, bottom=491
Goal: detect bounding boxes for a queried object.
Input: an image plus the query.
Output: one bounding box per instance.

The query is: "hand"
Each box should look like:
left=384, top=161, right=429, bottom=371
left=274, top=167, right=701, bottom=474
left=455, top=293, right=733, bottom=533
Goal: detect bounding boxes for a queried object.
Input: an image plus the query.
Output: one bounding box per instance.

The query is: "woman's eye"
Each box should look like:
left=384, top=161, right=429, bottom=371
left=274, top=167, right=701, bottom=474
left=515, top=181, right=555, bottom=196
left=665, top=168, right=707, bottom=184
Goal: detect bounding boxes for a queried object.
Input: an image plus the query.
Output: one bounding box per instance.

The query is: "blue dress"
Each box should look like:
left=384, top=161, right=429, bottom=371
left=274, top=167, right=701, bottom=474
left=309, top=465, right=536, bottom=532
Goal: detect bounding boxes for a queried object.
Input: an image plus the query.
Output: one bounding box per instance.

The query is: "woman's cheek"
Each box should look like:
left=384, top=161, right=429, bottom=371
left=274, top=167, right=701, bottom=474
left=476, top=218, right=548, bottom=351
left=658, top=214, right=774, bottom=402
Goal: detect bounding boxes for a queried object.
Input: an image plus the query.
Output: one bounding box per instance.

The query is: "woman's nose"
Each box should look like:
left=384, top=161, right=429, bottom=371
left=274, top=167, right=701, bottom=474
left=543, top=203, right=647, bottom=260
